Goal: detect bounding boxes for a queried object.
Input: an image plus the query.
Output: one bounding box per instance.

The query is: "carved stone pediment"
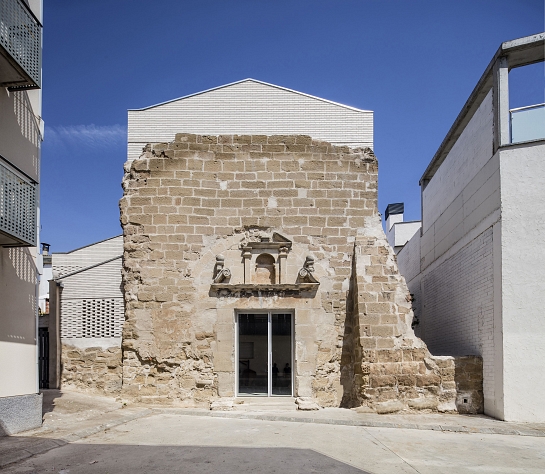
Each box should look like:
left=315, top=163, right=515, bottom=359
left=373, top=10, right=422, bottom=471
left=210, top=232, right=319, bottom=297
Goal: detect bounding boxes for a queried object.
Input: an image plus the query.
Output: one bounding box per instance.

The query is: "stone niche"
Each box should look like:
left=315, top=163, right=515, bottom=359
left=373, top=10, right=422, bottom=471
left=119, top=133, right=483, bottom=414
left=210, top=231, right=319, bottom=296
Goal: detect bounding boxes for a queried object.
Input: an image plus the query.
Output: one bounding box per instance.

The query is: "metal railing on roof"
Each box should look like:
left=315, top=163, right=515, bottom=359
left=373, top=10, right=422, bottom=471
left=0, top=0, right=42, bottom=89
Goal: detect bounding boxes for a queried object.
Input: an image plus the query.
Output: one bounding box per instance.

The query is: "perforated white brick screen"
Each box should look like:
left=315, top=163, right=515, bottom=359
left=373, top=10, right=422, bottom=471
left=55, top=265, right=81, bottom=276
left=61, top=298, right=124, bottom=339
left=0, top=160, right=37, bottom=245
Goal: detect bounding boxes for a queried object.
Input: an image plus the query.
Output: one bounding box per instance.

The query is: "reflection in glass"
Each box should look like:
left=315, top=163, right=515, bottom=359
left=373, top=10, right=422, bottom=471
left=272, top=313, right=292, bottom=395
left=238, top=314, right=268, bottom=395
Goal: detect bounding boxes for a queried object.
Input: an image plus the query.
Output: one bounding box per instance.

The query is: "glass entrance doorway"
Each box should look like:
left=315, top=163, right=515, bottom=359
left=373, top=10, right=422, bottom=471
left=237, top=312, right=293, bottom=396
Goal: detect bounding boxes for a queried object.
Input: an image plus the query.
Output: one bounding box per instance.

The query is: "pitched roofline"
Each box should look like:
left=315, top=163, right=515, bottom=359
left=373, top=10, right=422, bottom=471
left=128, top=78, right=372, bottom=114
left=52, top=234, right=123, bottom=255
left=55, top=255, right=122, bottom=280
left=420, top=32, right=545, bottom=185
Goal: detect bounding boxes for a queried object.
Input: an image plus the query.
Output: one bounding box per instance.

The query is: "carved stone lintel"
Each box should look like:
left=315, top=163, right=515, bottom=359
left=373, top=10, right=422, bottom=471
left=210, top=283, right=319, bottom=298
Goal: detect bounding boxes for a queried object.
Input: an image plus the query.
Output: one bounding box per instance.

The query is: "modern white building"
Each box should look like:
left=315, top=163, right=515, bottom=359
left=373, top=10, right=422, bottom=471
left=47, top=236, right=123, bottom=390
left=384, top=203, right=421, bottom=254
left=0, top=0, right=43, bottom=435
left=127, top=78, right=373, bottom=162
left=397, top=33, right=545, bottom=422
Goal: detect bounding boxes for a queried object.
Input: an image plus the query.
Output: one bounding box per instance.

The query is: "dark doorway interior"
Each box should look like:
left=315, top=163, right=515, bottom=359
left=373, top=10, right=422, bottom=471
left=38, top=327, right=49, bottom=389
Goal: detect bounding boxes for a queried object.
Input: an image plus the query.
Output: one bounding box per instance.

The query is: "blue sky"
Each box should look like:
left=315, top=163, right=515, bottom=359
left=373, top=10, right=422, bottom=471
left=40, top=0, right=544, bottom=252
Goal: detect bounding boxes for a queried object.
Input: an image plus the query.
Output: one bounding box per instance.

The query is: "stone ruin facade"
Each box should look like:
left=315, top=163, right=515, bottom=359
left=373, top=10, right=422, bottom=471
left=118, top=133, right=483, bottom=413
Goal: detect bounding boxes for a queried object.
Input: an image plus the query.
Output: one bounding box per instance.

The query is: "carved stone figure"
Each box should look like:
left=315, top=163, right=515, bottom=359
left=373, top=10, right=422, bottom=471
left=213, top=255, right=231, bottom=283
left=298, top=256, right=319, bottom=283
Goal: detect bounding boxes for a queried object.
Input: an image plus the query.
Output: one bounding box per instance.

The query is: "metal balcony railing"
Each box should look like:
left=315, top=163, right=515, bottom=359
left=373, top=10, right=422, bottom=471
left=0, top=159, right=37, bottom=246
left=510, top=103, right=545, bottom=144
left=0, top=0, right=42, bottom=89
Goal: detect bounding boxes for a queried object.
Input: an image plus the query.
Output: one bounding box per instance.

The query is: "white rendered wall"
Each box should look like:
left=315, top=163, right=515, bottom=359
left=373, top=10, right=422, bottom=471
left=396, top=232, right=421, bottom=335
left=499, top=141, right=545, bottom=422
left=0, top=0, right=42, bottom=402
left=0, top=248, right=38, bottom=397
left=386, top=213, right=402, bottom=248
left=127, top=80, right=373, bottom=161
left=397, top=231, right=421, bottom=283
left=390, top=221, right=421, bottom=248
left=39, top=265, right=52, bottom=298
left=0, top=90, right=41, bottom=181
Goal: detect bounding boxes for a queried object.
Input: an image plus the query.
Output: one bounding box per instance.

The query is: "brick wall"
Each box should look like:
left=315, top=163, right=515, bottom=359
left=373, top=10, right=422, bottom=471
left=421, top=227, right=493, bottom=406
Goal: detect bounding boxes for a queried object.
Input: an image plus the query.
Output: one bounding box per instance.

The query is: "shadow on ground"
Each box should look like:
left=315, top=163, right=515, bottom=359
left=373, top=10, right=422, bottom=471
left=41, top=389, right=63, bottom=417
left=2, top=444, right=370, bottom=473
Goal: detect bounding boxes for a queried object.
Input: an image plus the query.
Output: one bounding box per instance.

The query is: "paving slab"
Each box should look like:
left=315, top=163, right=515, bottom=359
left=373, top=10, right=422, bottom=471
left=1, top=389, right=545, bottom=472
left=3, top=413, right=545, bottom=474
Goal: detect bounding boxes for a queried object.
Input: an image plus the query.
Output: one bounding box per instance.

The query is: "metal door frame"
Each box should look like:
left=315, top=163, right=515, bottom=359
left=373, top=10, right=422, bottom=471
left=235, top=310, right=294, bottom=397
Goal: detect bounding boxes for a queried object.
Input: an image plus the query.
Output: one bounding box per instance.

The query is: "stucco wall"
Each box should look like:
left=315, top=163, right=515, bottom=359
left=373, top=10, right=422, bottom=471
left=397, top=232, right=420, bottom=283
left=396, top=231, right=421, bottom=335
left=0, top=89, right=41, bottom=182
left=0, top=247, right=38, bottom=397
left=499, top=141, right=545, bottom=422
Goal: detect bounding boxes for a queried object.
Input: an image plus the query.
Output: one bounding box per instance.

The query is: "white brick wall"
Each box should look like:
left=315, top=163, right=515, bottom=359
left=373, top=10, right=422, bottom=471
left=422, top=90, right=494, bottom=233
left=53, top=236, right=123, bottom=276
left=420, top=149, right=500, bottom=270
left=127, top=79, right=373, bottom=161
left=53, top=237, right=124, bottom=349
left=420, top=227, right=494, bottom=404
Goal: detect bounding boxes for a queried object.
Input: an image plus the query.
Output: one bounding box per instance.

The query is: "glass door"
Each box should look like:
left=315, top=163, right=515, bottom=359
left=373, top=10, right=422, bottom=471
left=272, top=313, right=292, bottom=395
left=237, top=312, right=293, bottom=397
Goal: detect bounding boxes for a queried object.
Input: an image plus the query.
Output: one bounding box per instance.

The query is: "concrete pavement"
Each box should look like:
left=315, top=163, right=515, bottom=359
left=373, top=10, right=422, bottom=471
left=1, top=389, right=544, bottom=473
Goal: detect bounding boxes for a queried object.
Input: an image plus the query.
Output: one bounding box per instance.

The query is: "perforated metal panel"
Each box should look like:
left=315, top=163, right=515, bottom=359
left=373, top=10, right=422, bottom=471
left=0, top=159, right=37, bottom=246
left=0, top=0, right=41, bottom=88
left=60, top=298, right=124, bottom=339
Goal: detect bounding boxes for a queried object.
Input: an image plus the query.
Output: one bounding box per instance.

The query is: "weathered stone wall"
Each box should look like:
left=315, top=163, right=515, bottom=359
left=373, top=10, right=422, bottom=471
left=61, top=344, right=122, bottom=394
left=343, top=229, right=483, bottom=413
left=119, top=133, right=483, bottom=413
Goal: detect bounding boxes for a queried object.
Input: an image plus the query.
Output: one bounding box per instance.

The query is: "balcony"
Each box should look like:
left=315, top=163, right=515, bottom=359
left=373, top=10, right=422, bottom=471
left=0, top=159, right=37, bottom=247
left=510, top=103, right=545, bottom=144
left=0, top=0, right=41, bottom=89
